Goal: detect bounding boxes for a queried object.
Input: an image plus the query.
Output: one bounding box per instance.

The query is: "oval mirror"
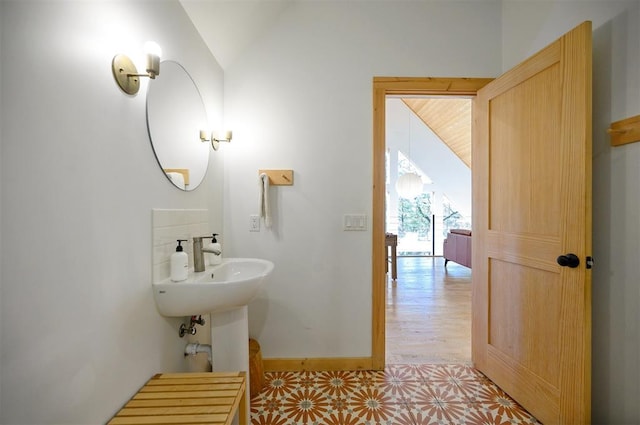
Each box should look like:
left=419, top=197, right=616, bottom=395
left=146, top=60, right=209, bottom=191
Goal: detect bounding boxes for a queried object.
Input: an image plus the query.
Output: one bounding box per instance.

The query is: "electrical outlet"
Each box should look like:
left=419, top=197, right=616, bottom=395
left=249, top=215, right=260, bottom=232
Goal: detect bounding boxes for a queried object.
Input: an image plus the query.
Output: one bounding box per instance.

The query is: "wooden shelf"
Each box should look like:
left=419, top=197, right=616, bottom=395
left=609, top=114, right=640, bottom=147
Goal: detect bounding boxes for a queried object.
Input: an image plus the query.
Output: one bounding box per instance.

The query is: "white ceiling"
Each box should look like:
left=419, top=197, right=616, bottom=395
left=179, top=0, right=293, bottom=69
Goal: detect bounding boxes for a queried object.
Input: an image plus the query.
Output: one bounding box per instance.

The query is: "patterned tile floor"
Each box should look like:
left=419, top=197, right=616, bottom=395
left=250, top=364, right=541, bottom=425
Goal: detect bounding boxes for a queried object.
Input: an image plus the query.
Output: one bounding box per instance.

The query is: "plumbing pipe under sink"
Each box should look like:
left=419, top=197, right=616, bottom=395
left=184, top=342, right=212, bottom=365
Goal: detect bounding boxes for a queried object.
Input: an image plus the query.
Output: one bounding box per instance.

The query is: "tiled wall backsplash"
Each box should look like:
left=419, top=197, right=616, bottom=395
left=152, top=209, right=209, bottom=283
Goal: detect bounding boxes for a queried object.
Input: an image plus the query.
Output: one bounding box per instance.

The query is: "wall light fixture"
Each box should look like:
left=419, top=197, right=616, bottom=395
left=200, top=130, right=233, bottom=151
left=112, top=41, right=162, bottom=95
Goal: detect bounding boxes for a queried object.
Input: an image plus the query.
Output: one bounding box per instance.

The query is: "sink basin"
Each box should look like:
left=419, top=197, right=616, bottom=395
left=153, top=258, right=274, bottom=317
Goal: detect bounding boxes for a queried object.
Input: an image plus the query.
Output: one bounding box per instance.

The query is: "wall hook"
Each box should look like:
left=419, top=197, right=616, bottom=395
left=609, top=114, right=640, bottom=146
left=258, top=169, right=294, bottom=186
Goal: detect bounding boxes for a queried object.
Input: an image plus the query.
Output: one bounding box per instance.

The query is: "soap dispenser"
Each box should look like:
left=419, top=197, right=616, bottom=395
left=170, top=239, right=188, bottom=282
left=208, top=233, right=222, bottom=265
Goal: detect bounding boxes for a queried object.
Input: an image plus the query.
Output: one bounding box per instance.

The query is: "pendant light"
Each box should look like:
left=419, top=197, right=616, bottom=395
left=395, top=116, right=423, bottom=199
left=396, top=172, right=423, bottom=198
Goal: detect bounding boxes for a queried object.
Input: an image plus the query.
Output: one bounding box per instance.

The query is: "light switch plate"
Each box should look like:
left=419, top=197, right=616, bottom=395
left=343, top=214, right=367, bottom=231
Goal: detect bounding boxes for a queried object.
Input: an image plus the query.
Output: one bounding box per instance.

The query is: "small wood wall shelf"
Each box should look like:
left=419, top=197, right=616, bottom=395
left=163, top=168, right=190, bottom=185
left=259, top=169, right=294, bottom=186
left=609, top=114, right=640, bottom=147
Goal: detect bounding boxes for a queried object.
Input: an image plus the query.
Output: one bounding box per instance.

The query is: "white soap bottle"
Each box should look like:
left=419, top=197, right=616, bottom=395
left=170, top=239, right=188, bottom=281
left=208, top=233, right=222, bottom=265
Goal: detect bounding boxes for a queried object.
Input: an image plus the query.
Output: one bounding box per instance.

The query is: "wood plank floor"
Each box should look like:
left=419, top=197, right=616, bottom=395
left=386, top=256, right=471, bottom=364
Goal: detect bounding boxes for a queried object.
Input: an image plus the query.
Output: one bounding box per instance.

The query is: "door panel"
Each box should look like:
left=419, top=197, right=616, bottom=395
left=489, top=260, right=560, bottom=383
left=472, top=22, right=592, bottom=424
left=489, top=64, right=562, bottom=237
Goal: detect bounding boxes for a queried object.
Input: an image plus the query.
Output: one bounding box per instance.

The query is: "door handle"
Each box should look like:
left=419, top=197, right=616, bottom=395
left=557, top=253, right=580, bottom=268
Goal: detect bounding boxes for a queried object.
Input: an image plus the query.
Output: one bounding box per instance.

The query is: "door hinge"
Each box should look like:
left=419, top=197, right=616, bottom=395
left=586, top=256, right=594, bottom=269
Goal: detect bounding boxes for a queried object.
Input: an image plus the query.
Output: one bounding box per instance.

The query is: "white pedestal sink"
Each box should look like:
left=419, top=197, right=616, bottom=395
left=152, top=257, right=274, bottom=421
left=152, top=258, right=273, bottom=317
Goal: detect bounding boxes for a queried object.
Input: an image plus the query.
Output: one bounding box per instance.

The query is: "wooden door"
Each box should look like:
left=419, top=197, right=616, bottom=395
left=472, top=21, right=592, bottom=424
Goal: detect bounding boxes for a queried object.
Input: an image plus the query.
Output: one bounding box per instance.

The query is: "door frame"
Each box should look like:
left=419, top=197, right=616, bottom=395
left=371, top=77, right=493, bottom=369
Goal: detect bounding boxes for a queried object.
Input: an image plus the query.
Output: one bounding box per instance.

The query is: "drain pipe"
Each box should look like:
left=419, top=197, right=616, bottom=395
left=184, top=342, right=212, bottom=365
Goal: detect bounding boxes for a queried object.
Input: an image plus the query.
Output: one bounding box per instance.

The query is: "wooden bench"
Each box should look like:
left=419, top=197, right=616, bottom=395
left=108, top=372, right=247, bottom=425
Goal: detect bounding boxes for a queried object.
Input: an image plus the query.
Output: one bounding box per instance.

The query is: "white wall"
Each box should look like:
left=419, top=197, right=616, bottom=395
left=0, top=0, right=3, bottom=411
left=222, top=1, right=640, bottom=423
left=224, top=1, right=501, bottom=359
left=592, top=4, right=640, bottom=423
left=502, top=1, right=637, bottom=70
left=2, top=1, right=635, bottom=423
left=0, top=1, right=224, bottom=423
left=503, top=2, right=640, bottom=423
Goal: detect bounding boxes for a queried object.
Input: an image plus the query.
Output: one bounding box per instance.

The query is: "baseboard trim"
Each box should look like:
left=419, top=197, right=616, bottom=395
left=263, top=357, right=375, bottom=372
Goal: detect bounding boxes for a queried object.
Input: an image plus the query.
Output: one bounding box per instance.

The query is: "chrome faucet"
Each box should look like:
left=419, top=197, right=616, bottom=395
left=193, top=236, right=221, bottom=272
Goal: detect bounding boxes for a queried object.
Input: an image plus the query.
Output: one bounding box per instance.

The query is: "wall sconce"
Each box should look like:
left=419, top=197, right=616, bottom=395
left=112, top=41, right=162, bottom=95
left=200, top=130, right=233, bottom=151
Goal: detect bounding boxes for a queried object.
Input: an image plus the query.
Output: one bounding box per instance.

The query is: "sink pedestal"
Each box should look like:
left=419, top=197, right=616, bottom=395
left=211, top=306, right=250, bottom=421
left=150, top=257, right=273, bottom=421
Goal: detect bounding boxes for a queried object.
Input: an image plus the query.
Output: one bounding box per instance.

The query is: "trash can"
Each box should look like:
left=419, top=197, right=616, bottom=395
left=249, top=338, right=265, bottom=399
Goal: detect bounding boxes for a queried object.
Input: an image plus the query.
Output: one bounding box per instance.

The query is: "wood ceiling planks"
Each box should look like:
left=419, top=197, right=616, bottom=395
left=402, top=98, right=472, bottom=168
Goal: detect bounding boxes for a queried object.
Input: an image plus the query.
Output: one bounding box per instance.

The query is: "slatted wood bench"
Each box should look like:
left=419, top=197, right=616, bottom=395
left=108, top=372, right=246, bottom=425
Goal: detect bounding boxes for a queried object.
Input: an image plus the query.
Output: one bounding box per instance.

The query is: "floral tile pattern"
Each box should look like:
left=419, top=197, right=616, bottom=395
left=251, top=364, right=542, bottom=424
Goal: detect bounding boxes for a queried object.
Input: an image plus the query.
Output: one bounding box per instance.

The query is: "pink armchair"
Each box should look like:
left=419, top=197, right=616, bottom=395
left=443, top=229, right=472, bottom=268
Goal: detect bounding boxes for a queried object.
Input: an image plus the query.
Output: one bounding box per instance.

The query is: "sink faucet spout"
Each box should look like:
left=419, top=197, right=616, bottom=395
left=206, top=247, right=222, bottom=255
left=193, top=236, right=222, bottom=272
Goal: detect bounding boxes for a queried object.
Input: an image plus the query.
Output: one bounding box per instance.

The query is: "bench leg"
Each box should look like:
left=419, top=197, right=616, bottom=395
left=239, top=389, right=247, bottom=425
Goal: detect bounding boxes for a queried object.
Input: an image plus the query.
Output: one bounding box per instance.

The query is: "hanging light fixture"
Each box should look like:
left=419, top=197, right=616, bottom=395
left=395, top=115, right=423, bottom=199
left=396, top=172, right=423, bottom=198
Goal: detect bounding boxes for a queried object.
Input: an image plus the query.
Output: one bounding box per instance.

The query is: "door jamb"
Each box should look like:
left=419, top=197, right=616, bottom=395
left=371, top=77, right=493, bottom=369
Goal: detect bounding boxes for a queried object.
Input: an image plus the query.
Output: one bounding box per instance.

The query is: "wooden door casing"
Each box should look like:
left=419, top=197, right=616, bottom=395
left=371, top=77, right=493, bottom=370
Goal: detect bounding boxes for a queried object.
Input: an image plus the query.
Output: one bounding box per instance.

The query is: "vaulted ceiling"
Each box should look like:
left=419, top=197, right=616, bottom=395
left=402, top=98, right=472, bottom=168
left=179, top=1, right=473, bottom=168
left=180, top=0, right=293, bottom=69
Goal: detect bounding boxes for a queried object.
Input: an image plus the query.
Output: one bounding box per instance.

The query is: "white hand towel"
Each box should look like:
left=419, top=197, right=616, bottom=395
left=259, top=173, right=272, bottom=228
left=166, top=172, right=185, bottom=190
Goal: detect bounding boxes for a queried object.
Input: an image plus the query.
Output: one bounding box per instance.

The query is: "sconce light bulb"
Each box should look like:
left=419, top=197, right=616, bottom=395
left=213, top=130, right=232, bottom=143
left=144, top=41, right=162, bottom=78
left=144, top=41, right=162, bottom=58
